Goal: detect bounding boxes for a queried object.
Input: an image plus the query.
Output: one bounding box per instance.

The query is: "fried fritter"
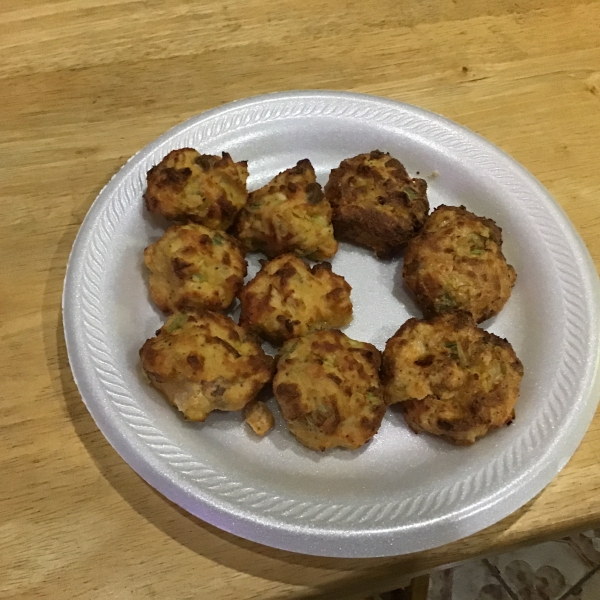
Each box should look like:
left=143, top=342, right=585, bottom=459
left=239, top=254, right=353, bottom=345
left=273, top=330, right=386, bottom=451
left=144, top=148, right=249, bottom=230
left=139, top=312, right=274, bottom=422
left=143, top=223, right=247, bottom=314
left=403, top=205, right=516, bottom=323
left=244, top=400, right=275, bottom=436
left=235, top=159, right=338, bottom=260
left=381, top=312, right=523, bottom=445
left=324, top=150, right=429, bottom=258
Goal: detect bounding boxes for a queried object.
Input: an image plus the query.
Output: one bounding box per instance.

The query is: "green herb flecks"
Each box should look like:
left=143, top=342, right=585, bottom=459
left=166, top=313, right=187, bottom=332
left=468, top=233, right=487, bottom=256
left=436, top=292, right=457, bottom=310
left=404, top=186, right=419, bottom=201
left=285, top=342, right=298, bottom=355
left=444, top=341, right=459, bottom=360
left=212, top=233, right=225, bottom=246
left=366, top=391, right=381, bottom=404
left=193, top=273, right=207, bottom=283
left=445, top=340, right=468, bottom=366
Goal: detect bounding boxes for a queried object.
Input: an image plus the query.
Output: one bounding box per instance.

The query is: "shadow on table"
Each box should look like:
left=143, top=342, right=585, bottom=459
left=42, top=223, right=531, bottom=600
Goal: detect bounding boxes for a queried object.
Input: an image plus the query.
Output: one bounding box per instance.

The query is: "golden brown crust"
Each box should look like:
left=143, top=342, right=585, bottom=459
left=402, top=205, right=516, bottom=323
left=273, top=330, right=386, bottom=451
left=144, top=148, right=249, bottom=230
left=244, top=400, right=275, bottom=436
left=235, top=159, right=338, bottom=260
left=324, top=150, right=429, bottom=258
left=239, top=254, right=353, bottom=345
left=144, top=223, right=247, bottom=314
left=139, top=312, right=274, bottom=422
left=381, top=312, right=523, bottom=445
left=143, top=223, right=247, bottom=314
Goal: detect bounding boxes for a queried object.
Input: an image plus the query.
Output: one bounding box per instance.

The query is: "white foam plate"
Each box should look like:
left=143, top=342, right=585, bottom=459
left=63, top=91, right=600, bottom=557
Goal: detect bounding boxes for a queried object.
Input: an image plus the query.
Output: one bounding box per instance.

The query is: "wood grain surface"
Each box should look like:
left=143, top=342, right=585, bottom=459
left=2, top=1, right=600, bottom=598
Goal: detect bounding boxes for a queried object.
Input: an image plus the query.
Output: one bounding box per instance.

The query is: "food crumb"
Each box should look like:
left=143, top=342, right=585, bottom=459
left=245, top=400, right=275, bottom=436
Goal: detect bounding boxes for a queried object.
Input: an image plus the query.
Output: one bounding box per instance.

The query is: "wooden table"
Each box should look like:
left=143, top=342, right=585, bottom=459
left=2, top=1, right=600, bottom=598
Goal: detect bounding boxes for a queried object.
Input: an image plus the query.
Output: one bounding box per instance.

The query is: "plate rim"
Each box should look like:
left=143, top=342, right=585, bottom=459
left=63, top=90, right=600, bottom=557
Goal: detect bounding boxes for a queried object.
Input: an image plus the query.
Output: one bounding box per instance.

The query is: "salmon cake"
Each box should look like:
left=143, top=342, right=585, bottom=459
left=273, top=330, right=386, bottom=451
left=239, top=254, right=353, bottom=345
left=381, top=312, right=523, bottom=445
left=144, top=223, right=247, bottom=314
left=324, top=150, right=429, bottom=258
left=403, top=205, right=516, bottom=323
left=139, top=312, right=274, bottom=422
left=144, top=148, right=249, bottom=230
left=235, top=159, right=338, bottom=260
